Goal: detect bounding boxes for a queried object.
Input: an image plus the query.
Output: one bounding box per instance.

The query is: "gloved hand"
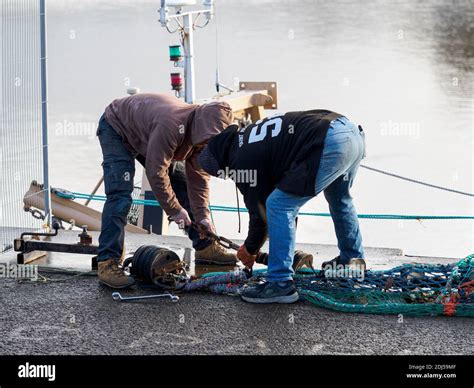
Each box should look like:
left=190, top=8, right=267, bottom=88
left=171, top=208, right=192, bottom=229
left=199, top=218, right=216, bottom=233
left=199, top=218, right=216, bottom=240
left=237, top=245, right=257, bottom=269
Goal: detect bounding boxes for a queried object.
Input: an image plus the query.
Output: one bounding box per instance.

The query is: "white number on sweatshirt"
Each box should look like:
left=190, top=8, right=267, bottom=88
left=248, top=116, right=283, bottom=144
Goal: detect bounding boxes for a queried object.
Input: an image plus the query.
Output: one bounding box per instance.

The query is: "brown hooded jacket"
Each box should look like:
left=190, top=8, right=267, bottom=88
left=104, top=93, right=233, bottom=222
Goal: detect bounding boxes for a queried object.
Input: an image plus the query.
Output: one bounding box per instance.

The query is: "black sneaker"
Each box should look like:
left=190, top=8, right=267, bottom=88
left=241, top=280, right=299, bottom=304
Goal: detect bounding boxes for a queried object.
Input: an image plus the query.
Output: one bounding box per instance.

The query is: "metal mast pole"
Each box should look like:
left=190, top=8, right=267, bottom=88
left=159, top=1, right=213, bottom=103
left=182, top=13, right=195, bottom=103
left=39, top=0, right=52, bottom=228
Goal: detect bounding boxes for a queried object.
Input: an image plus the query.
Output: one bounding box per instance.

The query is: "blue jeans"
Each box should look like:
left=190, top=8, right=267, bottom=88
left=265, top=117, right=366, bottom=282
left=97, top=115, right=210, bottom=262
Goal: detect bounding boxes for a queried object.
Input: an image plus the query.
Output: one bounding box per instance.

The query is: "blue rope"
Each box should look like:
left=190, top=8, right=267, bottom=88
left=54, top=190, right=474, bottom=220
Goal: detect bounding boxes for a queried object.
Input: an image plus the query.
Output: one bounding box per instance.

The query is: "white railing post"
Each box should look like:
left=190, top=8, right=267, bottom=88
left=40, top=0, right=52, bottom=228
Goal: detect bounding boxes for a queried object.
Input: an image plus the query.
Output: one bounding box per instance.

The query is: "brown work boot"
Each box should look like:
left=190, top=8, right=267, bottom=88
left=293, top=250, right=314, bottom=271
left=194, top=242, right=238, bottom=265
left=256, top=251, right=314, bottom=271
left=98, top=258, right=135, bottom=289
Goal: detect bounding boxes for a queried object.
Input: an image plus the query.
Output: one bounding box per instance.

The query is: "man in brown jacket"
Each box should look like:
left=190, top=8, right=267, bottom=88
left=96, top=93, right=236, bottom=289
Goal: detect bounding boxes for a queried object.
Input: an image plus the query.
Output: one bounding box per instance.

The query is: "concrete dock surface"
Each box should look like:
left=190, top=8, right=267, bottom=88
left=0, top=231, right=472, bottom=355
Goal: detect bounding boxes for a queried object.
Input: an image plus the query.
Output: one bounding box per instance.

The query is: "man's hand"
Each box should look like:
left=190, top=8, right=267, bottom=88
left=237, top=245, right=257, bottom=269
left=198, top=218, right=216, bottom=239
left=199, top=218, right=215, bottom=233
left=171, top=208, right=192, bottom=229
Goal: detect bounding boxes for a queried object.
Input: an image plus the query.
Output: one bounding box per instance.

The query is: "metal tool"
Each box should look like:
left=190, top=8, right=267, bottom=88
left=112, top=292, right=179, bottom=303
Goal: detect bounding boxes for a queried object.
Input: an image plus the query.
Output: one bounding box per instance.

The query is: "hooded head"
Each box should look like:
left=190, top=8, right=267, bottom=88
left=198, top=124, right=239, bottom=177
left=191, top=101, right=233, bottom=145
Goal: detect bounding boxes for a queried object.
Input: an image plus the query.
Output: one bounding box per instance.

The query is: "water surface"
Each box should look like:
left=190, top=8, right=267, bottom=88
left=5, top=0, right=474, bottom=257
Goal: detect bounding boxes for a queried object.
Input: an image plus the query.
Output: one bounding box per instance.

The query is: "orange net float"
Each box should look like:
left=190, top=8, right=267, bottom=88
left=442, top=292, right=460, bottom=316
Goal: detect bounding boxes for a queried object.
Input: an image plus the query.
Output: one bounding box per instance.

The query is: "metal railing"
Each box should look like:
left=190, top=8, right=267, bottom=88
left=0, top=0, right=51, bottom=253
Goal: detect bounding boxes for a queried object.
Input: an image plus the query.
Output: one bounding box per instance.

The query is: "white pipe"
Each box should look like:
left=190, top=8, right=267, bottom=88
left=182, top=13, right=196, bottom=103
left=24, top=182, right=147, bottom=234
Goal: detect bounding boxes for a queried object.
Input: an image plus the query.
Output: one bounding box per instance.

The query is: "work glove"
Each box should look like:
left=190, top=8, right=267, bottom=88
left=171, top=208, right=192, bottom=229
left=197, top=218, right=216, bottom=239
left=237, top=245, right=257, bottom=269
left=199, top=218, right=216, bottom=233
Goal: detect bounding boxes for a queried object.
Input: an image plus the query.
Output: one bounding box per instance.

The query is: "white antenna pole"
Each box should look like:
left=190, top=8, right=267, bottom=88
left=182, top=13, right=196, bottom=103
left=159, top=1, right=214, bottom=104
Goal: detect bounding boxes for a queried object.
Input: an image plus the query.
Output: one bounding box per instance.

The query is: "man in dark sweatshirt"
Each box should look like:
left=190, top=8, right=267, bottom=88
left=96, top=93, right=236, bottom=289
left=198, top=110, right=366, bottom=303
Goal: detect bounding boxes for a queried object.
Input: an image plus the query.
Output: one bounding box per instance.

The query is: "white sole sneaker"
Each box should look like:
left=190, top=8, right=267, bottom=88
left=241, top=292, right=300, bottom=304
